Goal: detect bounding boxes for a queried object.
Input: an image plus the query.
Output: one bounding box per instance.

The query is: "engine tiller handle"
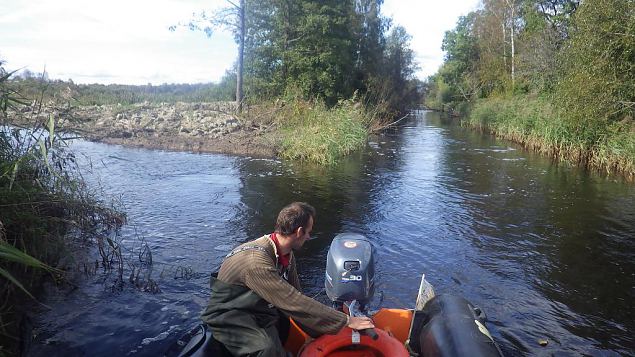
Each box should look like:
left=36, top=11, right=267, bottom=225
left=360, top=328, right=379, bottom=340
left=346, top=300, right=378, bottom=340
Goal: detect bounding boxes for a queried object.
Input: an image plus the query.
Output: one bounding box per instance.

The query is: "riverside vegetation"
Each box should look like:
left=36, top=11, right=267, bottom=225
left=425, top=0, right=635, bottom=180
left=0, top=63, right=134, bottom=356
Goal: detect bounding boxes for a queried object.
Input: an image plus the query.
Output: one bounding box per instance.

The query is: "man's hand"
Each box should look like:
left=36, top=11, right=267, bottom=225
left=347, top=316, right=375, bottom=330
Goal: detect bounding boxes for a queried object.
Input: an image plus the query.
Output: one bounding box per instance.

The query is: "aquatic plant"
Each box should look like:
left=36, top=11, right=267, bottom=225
left=266, top=97, right=368, bottom=165
left=0, top=62, right=125, bottom=355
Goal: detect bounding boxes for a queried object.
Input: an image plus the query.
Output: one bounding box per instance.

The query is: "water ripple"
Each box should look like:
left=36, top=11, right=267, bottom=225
left=26, top=112, right=635, bottom=356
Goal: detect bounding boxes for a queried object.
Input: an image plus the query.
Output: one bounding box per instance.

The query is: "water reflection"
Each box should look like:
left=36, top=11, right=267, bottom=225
left=428, top=113, right=635, bottom=355
left=231, top=141, right=405, bottom=294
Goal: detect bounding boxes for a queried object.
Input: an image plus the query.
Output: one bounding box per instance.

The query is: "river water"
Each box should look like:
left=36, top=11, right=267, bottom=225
left=28, top=111, right=634, bottom=356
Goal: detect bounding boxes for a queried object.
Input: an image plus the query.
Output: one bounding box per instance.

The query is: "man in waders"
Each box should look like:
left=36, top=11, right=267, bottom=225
left=201, top=202, right=374, bottom=357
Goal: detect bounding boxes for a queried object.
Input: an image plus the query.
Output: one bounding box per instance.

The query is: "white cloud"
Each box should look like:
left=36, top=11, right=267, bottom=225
left=1, top=0, right=237, bottom=84
left=1, top=0, right=479, bottom=84
left=383, top=0, right=481, bottom=79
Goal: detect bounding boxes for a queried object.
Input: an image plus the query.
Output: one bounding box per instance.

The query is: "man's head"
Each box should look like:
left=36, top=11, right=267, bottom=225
left=275, top=202, right=315, bottom=249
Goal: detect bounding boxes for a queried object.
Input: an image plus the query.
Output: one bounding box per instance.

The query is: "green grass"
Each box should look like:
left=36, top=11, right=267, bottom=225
left=466, top=96, right=635, bottom=180
left=593, top=122, right=635, bottom=177
left=274, top=99, right=368, bottom=165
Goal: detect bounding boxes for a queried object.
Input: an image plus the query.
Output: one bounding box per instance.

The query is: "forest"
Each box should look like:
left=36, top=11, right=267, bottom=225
left=426, top=0, right=635, bottom=178
left=9, top=0, right=421, bottom=117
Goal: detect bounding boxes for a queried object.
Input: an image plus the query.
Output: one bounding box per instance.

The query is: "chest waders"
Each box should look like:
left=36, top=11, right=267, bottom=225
left=200, top=246, right=290, bottom=357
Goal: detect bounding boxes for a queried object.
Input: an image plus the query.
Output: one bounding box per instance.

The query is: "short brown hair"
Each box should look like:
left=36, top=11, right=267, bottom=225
left=274, top=202, right=316, bottom=235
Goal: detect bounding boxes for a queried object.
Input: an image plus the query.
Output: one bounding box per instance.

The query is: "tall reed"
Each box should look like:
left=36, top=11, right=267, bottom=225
left=1, top=64, right=124, bottom=355
left=467, top=96, right=635, bottom=180
left=271, top=99, right=368, bottom=165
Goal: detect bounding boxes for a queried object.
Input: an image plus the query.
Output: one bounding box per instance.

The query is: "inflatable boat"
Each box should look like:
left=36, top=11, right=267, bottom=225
left=173, top=233, right=503, bottom=357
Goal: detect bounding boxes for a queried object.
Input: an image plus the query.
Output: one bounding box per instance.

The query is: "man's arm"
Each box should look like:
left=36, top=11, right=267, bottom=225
left=243, top=252, right=347, bottom=335
left=288, top=255, right=302, bottom=291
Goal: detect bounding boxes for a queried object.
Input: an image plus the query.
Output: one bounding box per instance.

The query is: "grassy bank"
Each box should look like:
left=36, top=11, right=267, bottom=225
left=278, top=100, right=368, bottom=165
left=1, top=69, right=124, bottom=355
left=6, top=77, right=406, bottom=166
left=466, top=96, right=635, bottom=180
left=6, top=71, right=416, bottom=166
left=246, top=99, right=371, bottom=165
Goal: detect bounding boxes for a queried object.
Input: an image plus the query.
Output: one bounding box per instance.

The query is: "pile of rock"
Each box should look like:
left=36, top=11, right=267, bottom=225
left=71, top=102, right=241, bottom=140
left=6, top=101, right=281, bottom=157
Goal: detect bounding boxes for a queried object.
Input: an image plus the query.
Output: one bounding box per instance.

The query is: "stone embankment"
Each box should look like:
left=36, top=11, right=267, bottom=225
left=16, top=102, right=280, bottom=157
left=75, top=102, right=240, bottom=140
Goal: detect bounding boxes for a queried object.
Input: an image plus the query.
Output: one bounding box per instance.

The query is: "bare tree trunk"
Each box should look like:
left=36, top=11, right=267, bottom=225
left=282, top=0, right=291, bottom=83
left=236, top=0, right=245, bottom=113
left=510, top=6, right=515, bottom=85
left=502, top=22, right=507, bottom=70
left=505, top=0, right=515, bottom=85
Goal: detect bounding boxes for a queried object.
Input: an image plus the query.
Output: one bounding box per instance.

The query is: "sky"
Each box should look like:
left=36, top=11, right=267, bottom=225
left=0, top=0, right=480, bottom=85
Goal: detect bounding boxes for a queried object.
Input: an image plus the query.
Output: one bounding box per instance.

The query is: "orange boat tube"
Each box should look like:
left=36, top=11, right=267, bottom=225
left=299, top=326, right=409, bottom=357
left=280, top=308, right=411, bottom=357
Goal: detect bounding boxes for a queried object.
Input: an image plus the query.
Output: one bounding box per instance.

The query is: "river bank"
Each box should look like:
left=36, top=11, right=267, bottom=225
left=14, top=98, right=634, bottom=180
left=464, top=96, right=635, bottom=182
left=12, top=101, right=281, bottom=158
left=11, top=99, right=372, bottom=164
left=0, top=124, right=124, bottom=356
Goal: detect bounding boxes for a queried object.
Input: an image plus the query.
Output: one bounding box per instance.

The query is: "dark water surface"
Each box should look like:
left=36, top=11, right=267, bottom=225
left=28, top=111, right=634, bottom=356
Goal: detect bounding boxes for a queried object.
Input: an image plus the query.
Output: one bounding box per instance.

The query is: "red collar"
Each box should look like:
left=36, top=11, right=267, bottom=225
left=271, top=233, right=290, bottom=268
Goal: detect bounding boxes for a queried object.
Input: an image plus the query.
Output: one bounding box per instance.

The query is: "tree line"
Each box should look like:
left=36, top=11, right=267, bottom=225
left=426, top=0, right=635, bottom=177
left=8, top=74, right=237, bottom=105
left=428, top=0, right=634, bottom=123
left=180, top=0, right=422, bottom=117
left=13, top=0, right=421, bottom=119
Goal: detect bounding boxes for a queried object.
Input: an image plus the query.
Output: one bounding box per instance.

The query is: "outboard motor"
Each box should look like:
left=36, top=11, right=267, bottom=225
left=325, top=233, right=375, bottom=309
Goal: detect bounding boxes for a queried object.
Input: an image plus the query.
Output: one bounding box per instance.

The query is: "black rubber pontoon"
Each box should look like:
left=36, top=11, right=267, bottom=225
left=408, top=294, right=503, bottom=357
